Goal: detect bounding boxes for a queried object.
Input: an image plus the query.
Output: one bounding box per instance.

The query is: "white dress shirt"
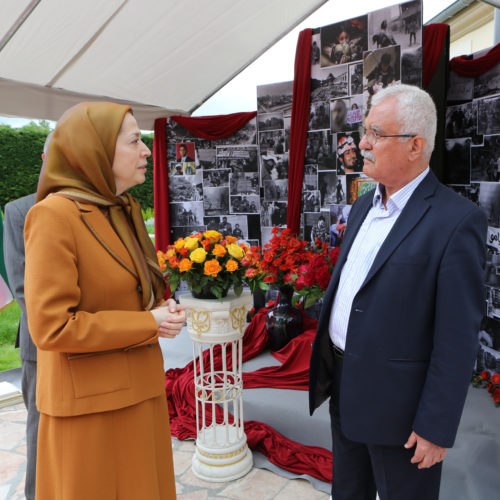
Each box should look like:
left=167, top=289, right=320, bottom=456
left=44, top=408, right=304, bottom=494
left=329, top=168, right=430, bottom=350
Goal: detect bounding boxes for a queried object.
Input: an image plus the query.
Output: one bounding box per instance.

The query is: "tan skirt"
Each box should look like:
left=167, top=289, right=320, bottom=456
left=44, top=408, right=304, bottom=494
left=36, top=395, right=176, bottom=500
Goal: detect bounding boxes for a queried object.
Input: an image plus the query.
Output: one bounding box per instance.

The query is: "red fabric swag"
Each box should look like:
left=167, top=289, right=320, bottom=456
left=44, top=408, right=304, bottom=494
left=449, top=42, right=500, bottom=78
left=153, top=112, right=257, bottom=252
left=165, top=308, right=333, bottom=483
left=422, top=24, right=449, bottom=89
left=287, top=28, right=312, bottom=235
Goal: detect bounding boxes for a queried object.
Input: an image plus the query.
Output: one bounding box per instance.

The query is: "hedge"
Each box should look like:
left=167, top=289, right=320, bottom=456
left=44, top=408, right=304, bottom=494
left=0, top=123, right=155, bottom=211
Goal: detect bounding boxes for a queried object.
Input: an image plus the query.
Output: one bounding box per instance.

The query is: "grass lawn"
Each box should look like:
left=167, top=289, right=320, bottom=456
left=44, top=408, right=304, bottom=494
left=0, top=301, right=21, bottom=371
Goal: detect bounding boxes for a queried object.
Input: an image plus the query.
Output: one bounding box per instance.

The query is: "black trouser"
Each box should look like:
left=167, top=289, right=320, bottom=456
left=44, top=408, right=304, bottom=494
left=329, top=344, right=442, bottom=500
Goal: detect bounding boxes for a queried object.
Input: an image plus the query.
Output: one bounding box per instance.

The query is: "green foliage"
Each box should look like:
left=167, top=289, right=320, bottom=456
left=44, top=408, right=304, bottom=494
left=0, top=302, right=21, bottom=371
left=142, top=206, right=154, bottom=221
left=0, top=127, right=155, bottom=211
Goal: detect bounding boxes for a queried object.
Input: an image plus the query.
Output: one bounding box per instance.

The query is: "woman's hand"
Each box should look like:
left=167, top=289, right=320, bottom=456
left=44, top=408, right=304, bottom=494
left=150, top=299, right=187, bottom=339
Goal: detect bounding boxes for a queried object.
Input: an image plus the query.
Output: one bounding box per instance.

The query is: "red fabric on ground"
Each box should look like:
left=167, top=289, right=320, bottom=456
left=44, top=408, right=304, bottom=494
left=165, top=308, right=333, bottom=483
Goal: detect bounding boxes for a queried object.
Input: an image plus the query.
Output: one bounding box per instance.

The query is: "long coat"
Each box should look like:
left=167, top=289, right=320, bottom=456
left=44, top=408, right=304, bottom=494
left=309, top=171, right=487, bottom=448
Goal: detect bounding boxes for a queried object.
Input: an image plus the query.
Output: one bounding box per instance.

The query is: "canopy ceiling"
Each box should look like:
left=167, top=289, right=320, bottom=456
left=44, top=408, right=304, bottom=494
left=0, top=0, right=327, bottom=128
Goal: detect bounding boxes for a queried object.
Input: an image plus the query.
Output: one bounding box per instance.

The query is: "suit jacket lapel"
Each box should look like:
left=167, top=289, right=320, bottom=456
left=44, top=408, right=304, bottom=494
left=360, top=170, right=438, bottom=290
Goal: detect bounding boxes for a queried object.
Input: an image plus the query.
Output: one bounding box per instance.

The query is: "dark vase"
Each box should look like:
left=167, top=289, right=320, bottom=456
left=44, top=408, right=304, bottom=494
left=191, top=285, right=228, bottom=300
left=265, top=285, right=303, bottom=351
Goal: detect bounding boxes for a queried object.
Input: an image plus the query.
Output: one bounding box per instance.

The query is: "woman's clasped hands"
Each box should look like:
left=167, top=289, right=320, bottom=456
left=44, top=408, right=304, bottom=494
left=151, top=298, right=187, bottom=339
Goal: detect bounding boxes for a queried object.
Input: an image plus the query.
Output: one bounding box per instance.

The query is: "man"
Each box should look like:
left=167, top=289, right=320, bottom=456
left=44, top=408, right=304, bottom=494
left=310, top=215, right=329, bottom=248
left=233, top=223, right=244, bottom=239
left=3, top=132, right=53, bottom=500
left=219, top=216, right=232, bottom=237
left=367, top=52, right=395, bottom=89
left=331, top=99, right=347, bottom=133
left=337, top=135, right=361, bottom=174
left=309, top=85, right=487, bottom=500
left=176, top=143, right=194, bottom=162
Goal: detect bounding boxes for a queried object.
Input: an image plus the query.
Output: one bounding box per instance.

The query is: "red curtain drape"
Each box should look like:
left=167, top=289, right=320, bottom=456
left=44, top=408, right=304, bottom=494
left=286, top=28, right=312, bottom=235
left=422, top=24, right=449, bottom=89
left=449, top=42, right=500, bottom=78
left=165, top=308, right=333, bottom=483
left=153, top=112, right=257, bottom=252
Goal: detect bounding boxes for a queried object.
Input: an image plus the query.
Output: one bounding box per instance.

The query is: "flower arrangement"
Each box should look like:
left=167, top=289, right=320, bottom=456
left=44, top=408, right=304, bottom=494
left=157, top=230, right=263, bottom=300
left=472, top=371, right=500, bottom=407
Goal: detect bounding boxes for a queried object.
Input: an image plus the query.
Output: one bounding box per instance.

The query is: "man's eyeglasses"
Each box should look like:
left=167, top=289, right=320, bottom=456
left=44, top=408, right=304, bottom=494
left=364, top=130, right=416, bottom=146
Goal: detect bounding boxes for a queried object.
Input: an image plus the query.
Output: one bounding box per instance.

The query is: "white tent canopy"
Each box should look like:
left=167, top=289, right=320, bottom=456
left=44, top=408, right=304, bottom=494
left=0, top=0, right=326, bottom=129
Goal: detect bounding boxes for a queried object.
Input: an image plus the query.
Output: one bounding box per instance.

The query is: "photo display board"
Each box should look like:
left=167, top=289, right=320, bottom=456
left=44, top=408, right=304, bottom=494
left=445, top=49, right=500, bottom=375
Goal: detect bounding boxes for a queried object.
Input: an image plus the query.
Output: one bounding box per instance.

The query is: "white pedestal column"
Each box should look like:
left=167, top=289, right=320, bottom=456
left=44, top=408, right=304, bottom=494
left=179, top=291, right=253, bottom=482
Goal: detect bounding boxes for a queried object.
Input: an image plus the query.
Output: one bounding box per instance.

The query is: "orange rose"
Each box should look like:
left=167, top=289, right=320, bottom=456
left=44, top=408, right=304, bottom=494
left=204, top=259, right=222, bottom=277
left=168, top=256, right=180, bottom=268
left=225, top=235, right=238, bottom=244
left=179, top=258, right=193, bottom=273
left=225, top=259, right=238, bottom=272
left=212, top=244, right=227, bottom=258
left=165, top=248, right=176, bottom=258
left=201, top=239, right=211, bottom=251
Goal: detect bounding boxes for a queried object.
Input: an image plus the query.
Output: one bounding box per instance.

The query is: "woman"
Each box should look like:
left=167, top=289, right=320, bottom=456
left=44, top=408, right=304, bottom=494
left=24, top=102, right=186, bottom=499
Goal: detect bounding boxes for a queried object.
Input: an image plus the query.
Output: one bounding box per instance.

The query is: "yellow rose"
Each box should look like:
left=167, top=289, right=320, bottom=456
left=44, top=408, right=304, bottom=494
left=184, top=237, right=199, bottom=250
left=227, top=243, right=244, bottom=260
left=190, top=247, right=207, bottom=263
left=174, top=238, right=185, bottom=250
left=203, top=230, right=223, bottom=243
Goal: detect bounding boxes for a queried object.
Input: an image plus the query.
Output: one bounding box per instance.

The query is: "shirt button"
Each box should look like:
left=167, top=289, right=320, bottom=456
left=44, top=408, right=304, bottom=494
left=137, top=285, right=143, bottom=293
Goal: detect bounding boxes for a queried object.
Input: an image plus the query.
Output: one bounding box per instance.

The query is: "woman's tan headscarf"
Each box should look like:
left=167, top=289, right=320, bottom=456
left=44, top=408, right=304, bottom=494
left=37, top=102, right=165, bottom=310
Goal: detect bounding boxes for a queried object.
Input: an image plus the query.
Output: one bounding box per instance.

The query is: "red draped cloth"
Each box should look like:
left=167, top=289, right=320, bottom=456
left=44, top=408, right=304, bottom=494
left=165, top=309, right=333, bottom=483
left=422, top=24, right=449, bottom=89
left=153, top=112, right=257, bottom=252
left=286, top=28, right=312, bottom=235
left=449, top=42, right=500, bottom=78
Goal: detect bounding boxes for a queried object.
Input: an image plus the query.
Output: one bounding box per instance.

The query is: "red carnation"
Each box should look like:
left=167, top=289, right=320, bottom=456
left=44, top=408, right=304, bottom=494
left=494, top=389, right=500, bottom=403
left=491, top=374, right=500, bottom=385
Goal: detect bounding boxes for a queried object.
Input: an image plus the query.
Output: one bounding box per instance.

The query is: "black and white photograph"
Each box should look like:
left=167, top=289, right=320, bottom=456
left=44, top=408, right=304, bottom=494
left=349, top=62, right=363, bottom=95
left=259, top=129, right=287, bottom=155
left=311, top=33, right=321, bottom=66
left=170, top=225, right=205, bottom=244
left=241, top=238, right=260, bottom=248
left=368, top=0, right=422, bottom=51
left=478, top=181, right=500, bottom=228
left=261, top=201, right=287, bottom=227
left=260, top=226, right=275, bottom=248
left=445, top=102, right=477, bottom=139
left=319, top=16, right=368, bottom=68
left=258, top=111, right=285, bottom=131
left=447, top=70, right=474, bottom=102
left=198, top=148, right=217, bottom=169
left=203, top=215, right=249, bottom=239
left=486, top=286, right=500, bottom=320
left=477, top=95, right=500, bottom=136
left=471, top=135, right=500, bottom=182
left=450, top=182, right=480, bottom=205
left=216, top=145, right=259, bottom=172
left=230, top=194, right=260, bottom=214
left=303, top=172, right=319, bottom=191
left=363, top=45, right=401, bottom=96
left=474, top=64, right=500, bottom=99
left=261, top=153, right=289, bottom=182
left=302, top=191, right=321, bottom=212
left=223, top=117, right=258, bottom=145
left=203, top=186, right=229, bottom=216
left=230, top=172, right=260, bottom=195
left=170, top=201, right=204, bottom=227
left=401, top=45, right=422, bottom=87
left=331, top=175, right=347, bottom=204
left=318, top=170, right=338, bottom=207
left=305, top=211, right=331, bottom=248
left=337, top=132, right=363, bottom=174
left=264, top=179, right=288, bottom=201
left=475, top=343, right=500, bottom=374
left=487, top=226, right=500, bottom=255
left=330, top=204, right=351, bottom=247
left=257, top=81, right=294, bottom=115
left=306, top=130, right=336, bottom=170
left=203, top=169, right=230, bottom=188
left=169, top=173, right=203, bottom=202
left=444, top=138, right=471, bottom=185
left=311, top=65, right=349, bottom=101
left=309, top=101, right=331, bottom=130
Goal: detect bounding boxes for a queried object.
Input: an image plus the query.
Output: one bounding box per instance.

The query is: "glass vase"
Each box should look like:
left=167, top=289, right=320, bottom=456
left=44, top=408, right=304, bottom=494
left=265, top=285, right=303, bottom=351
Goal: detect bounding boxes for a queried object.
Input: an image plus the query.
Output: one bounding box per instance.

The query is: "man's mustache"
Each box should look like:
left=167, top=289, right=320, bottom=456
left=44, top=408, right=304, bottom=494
left=361, top=150, right=375, bottom=162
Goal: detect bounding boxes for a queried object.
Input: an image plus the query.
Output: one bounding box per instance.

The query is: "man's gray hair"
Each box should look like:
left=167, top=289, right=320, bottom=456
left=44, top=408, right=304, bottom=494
left=43, top=131, right=54, bottom=155
left=371, top=84, right=436, bottom=158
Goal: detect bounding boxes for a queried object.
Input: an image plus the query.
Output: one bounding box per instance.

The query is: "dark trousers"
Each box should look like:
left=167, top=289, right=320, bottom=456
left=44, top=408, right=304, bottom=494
left=329, top=349, right=442, bottom=500
left=22, top=359, right=39, bottom=500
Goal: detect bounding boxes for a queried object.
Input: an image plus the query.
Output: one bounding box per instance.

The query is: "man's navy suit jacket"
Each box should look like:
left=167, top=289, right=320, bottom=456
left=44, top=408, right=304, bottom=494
left=309, top=171, right=487, bottom=448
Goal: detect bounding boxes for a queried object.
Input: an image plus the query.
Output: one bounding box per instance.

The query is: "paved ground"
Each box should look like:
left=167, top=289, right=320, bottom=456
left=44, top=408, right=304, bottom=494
left=0, top=401, right=330, bottom=500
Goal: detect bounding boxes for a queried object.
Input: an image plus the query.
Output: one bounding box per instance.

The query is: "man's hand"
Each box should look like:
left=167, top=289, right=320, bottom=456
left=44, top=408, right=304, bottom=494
left=404, top=431, right=446, bottom=469
left=151, top=299, right=187, bottom=339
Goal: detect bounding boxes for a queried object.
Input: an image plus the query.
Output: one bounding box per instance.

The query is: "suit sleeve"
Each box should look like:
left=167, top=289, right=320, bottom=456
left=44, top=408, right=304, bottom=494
left=24, top=201, right=159, bottom=354
left=412, top=206, right=487, bottom=448
left=3, top=202, right=27, bottom=317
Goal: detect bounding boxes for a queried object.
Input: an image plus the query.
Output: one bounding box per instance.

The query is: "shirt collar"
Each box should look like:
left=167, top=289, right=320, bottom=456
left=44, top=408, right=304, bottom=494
left=372, top=167, right=430, bottom=211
